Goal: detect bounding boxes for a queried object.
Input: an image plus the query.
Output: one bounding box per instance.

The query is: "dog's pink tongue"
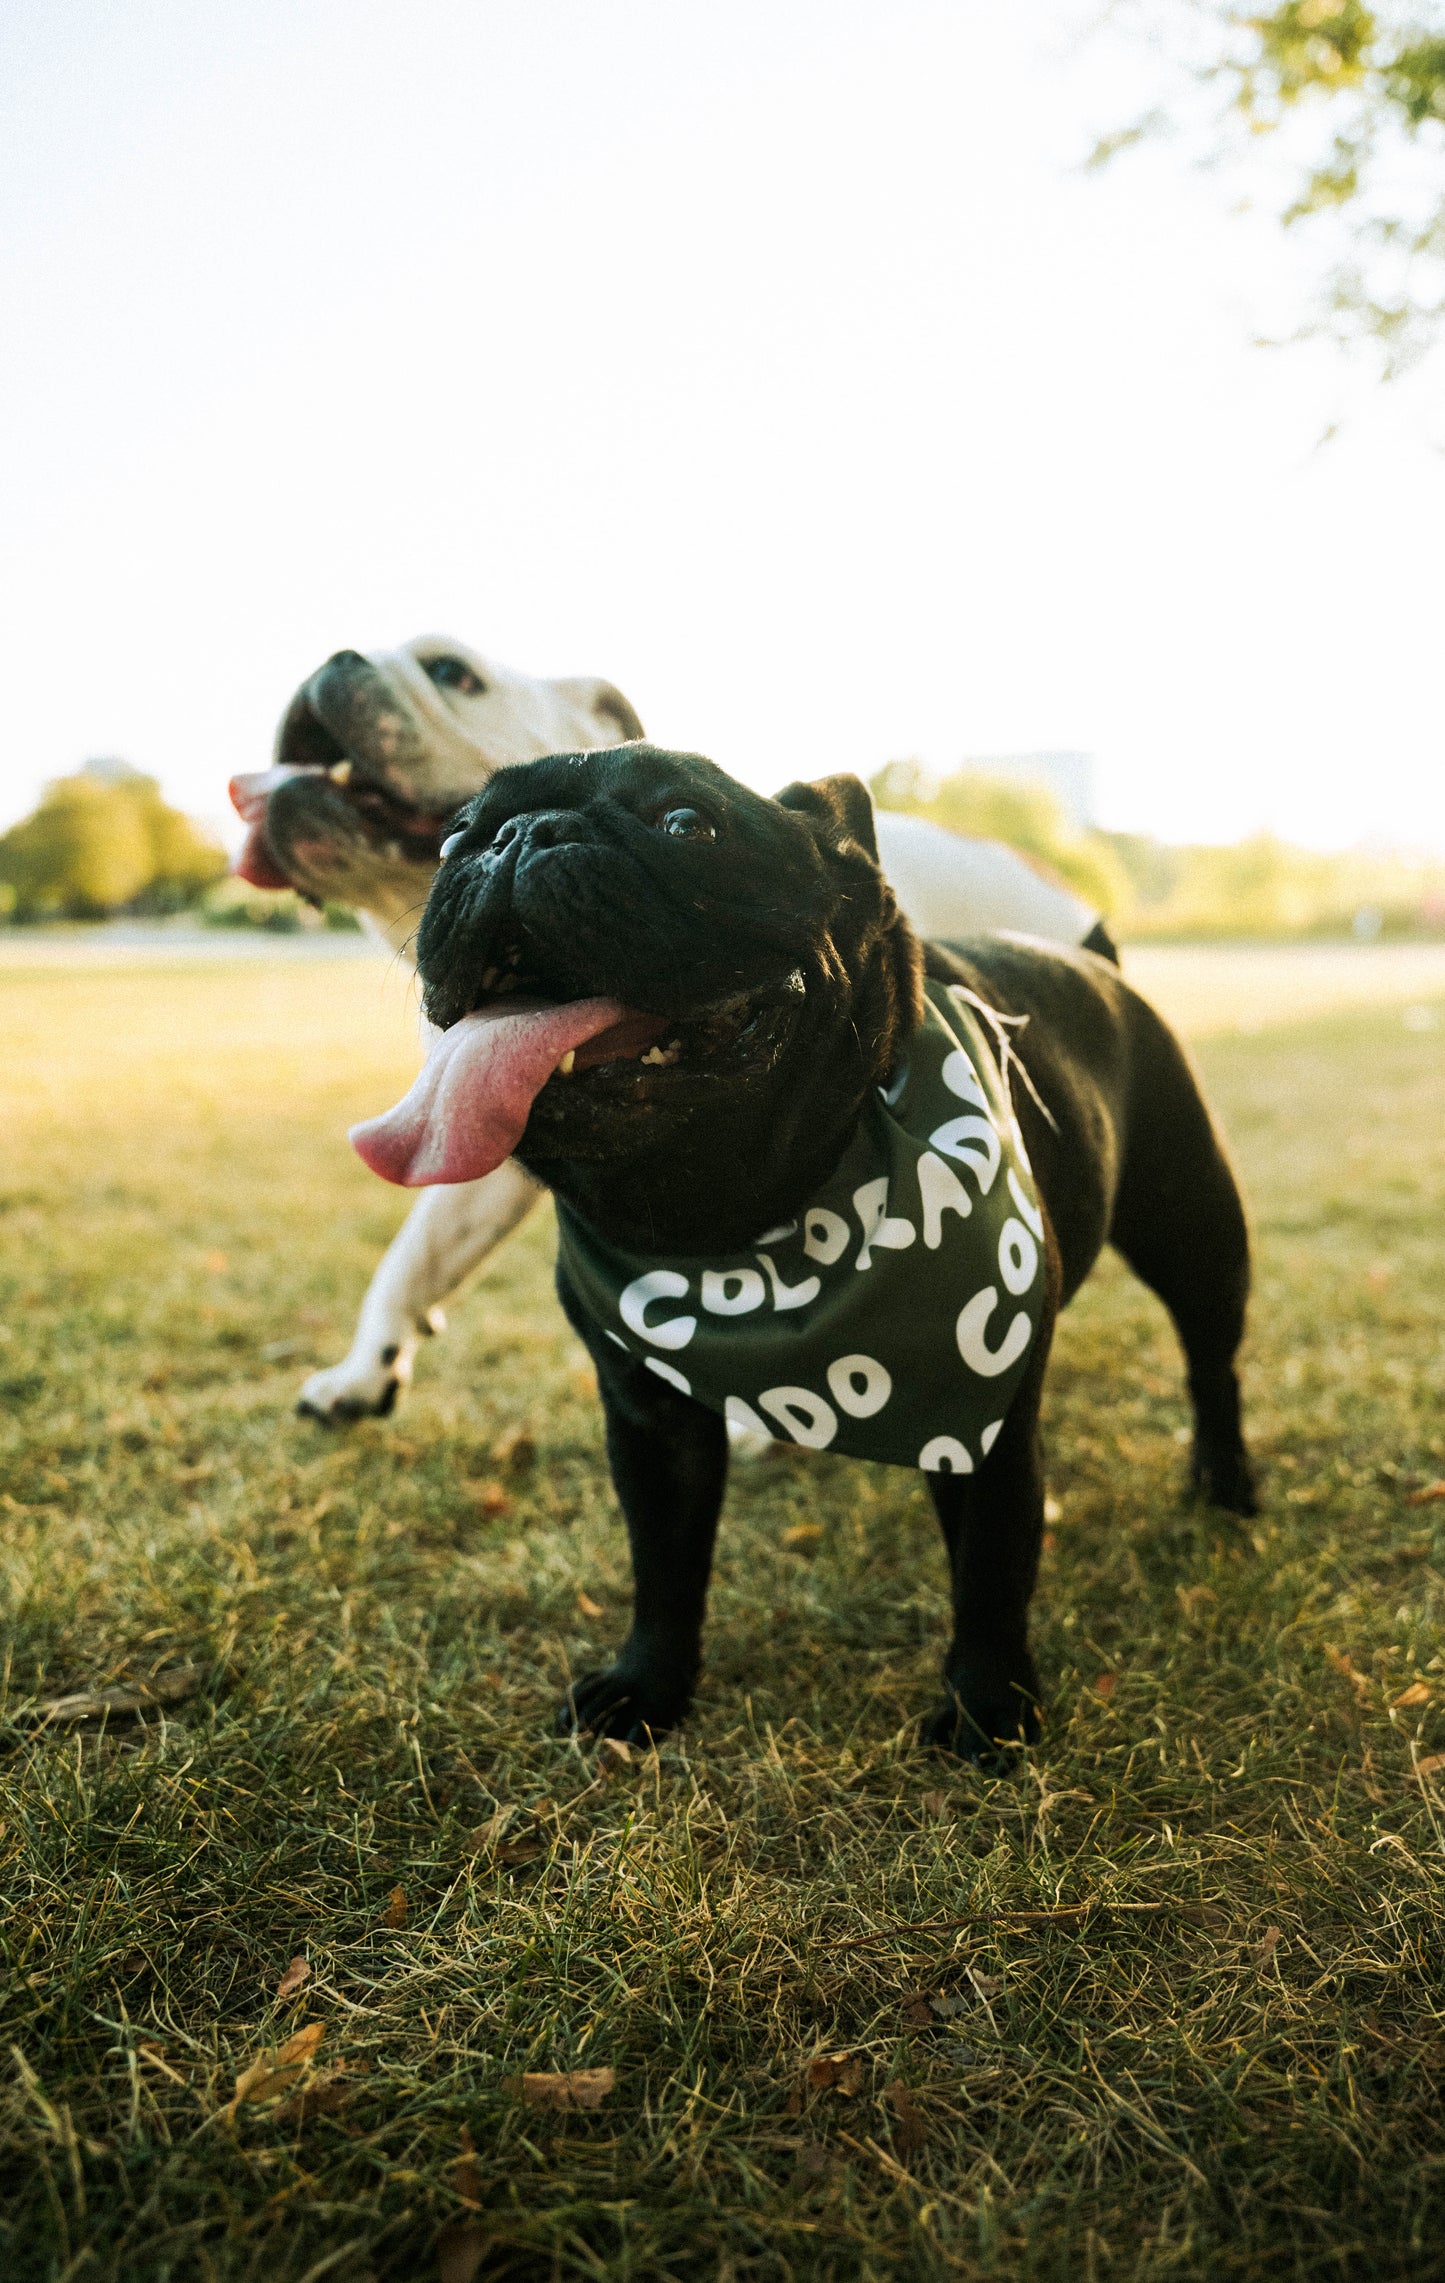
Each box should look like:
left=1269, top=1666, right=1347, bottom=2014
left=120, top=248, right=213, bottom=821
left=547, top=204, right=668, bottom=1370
left=234, top=821, right=293, bottom=889
left=351, top=999, right=637, bottom=1187
left=229, top=770, right=309, bottom=890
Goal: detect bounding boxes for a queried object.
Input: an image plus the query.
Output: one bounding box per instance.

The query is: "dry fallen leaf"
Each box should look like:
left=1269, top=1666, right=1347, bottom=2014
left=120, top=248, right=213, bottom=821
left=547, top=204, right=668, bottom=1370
left=784, top=2080, right=804, bottom=2117
left=1392, top=1681, right=1432, bottom=1710
left=920, top=1790, right=949, bottom=1818
left=1405, top=1480, right=1445, bottom=1506
left=454, top=2123, right=483, bottom=2207
left=437, top=2219, right=490, bottom=2283
left=494, top=1836, right=544, bottom=1866
left=275, top=2073, right=352, bottom=2125
left=576, top=1592, right=605, bottom=1620
left=276, top=1956, right=310, bottom=2001
left=31, top=1666, right=200, bottom=1727
left=781, top=1522, right=824, bottom=1552
left=509, top=2067, right=614, bottom=2110
left=1252, top=1926, right=1282, bottom=1971
left=464, top=1480, right=511, bottom=1516
left=1094, top=1673, right=1118, bottom=1699
left=383, top=1884, right=408, bottom=1929
left=492, top=1426, right=537, bottom=1470
left=467, top=1805, right=545, bottom=1865
left=1176, top=1584, right=1218, bottom=1620
left=884, top=2080, right=928, bottom=2156
left=1414, top=1752, right=1445, bottom=1785
left=808, top=2052, right=864, bottom=2096
left=597, top=1736, right=632, bottom=1771
left=225, top=2021, right=325, bottom=2119
left=1327, top=1646, right=1374, bottom=1704
left=901, top=1997, right=934, bottom=2030
left=467, top=1807, right=515, bottom=1854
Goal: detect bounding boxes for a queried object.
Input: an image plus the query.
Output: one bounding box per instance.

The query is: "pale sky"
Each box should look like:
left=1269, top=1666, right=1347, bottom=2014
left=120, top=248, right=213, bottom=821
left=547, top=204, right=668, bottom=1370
left=2, top=0, right=1442, bottom=853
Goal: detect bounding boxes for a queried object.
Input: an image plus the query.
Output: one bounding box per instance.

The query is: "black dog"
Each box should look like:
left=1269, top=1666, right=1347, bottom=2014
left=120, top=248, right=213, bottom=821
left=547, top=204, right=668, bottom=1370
left=353, top=745, right=1256, bottom=1757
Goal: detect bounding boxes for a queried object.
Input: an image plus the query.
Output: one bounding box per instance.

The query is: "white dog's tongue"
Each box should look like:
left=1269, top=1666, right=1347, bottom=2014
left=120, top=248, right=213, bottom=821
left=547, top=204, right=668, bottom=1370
left=350, top=998, right=666, bottom=1187
left=228, top=767, right=309, bottom=890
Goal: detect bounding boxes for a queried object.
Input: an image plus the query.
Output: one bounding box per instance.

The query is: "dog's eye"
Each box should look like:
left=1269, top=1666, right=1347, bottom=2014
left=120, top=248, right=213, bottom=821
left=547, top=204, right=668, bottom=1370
left=658, top=806, right=718, bottom=842
left=439, top=830, right=467, bottom=861
left=424, top=656, right=487, bottom=697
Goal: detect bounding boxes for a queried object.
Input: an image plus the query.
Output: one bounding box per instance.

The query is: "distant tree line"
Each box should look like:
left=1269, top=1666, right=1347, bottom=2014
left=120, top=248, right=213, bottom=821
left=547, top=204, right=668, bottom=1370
left=4, top=754, right=1438, bottom=940
left=871, top=761, right=1445, bottom=940
left=0, top=764, right=228, bottom=920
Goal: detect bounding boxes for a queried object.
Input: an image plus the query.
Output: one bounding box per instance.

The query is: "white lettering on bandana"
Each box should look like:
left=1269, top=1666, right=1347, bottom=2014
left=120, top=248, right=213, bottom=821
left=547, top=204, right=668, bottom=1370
left=556, top=981, right=1045, bottom=1472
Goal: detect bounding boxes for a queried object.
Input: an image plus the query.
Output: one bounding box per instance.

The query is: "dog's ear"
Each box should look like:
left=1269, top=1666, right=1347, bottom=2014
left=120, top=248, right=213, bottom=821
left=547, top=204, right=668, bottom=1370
left=552, top=677, right=646, bottom=743
left=775, top=773, right=879, bottom=863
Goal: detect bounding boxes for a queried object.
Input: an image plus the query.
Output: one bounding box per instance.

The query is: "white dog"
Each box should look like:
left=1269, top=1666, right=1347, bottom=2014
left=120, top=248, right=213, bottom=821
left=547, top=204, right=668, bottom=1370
left=231, top=636, right=1105, bottom=1419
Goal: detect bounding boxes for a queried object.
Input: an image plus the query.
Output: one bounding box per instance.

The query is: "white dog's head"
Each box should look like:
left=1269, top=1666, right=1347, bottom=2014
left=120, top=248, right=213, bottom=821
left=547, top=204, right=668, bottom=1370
left=229, top=636, right=643, bottom=941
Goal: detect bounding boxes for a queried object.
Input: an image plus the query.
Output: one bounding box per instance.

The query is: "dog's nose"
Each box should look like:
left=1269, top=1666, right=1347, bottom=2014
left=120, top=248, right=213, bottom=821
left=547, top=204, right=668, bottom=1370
left=323, top=648, right=369, bottom=671
left=491, top=809, right=583, bottom=859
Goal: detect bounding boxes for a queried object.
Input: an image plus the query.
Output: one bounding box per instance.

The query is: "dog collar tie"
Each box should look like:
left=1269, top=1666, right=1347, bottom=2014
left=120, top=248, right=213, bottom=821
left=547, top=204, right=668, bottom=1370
left=557, top=980, right=1046, bottom=1473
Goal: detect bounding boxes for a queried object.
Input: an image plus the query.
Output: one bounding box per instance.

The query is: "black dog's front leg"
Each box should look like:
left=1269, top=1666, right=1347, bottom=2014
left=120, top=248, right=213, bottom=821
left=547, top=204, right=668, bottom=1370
left=921, top=1344, right=1051, bottom=1760
left=556, top=1273, right=728, bottom=1743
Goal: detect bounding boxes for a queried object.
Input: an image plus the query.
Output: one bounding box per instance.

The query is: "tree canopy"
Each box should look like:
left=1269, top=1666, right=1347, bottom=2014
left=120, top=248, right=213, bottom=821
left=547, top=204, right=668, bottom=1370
left=0, top=765, right=228, bottom=920
left=1100, top=4, right=1445, bottom=370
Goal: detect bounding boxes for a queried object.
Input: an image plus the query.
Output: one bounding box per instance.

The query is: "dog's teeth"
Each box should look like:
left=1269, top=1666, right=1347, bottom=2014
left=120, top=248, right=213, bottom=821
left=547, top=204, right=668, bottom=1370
left=557, top=1050, right=576, bottom=1076
left=328, top=759, right=353, bottom=785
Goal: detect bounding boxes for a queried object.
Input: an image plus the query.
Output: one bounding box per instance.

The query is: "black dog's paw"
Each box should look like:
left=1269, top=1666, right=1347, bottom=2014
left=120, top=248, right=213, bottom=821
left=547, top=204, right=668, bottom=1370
left=922, top=1683, right=1040, bottom=1765
left=556, top=1665, right=690, bottom=1745
left=1191, top=1442, right=1259, bottom=1518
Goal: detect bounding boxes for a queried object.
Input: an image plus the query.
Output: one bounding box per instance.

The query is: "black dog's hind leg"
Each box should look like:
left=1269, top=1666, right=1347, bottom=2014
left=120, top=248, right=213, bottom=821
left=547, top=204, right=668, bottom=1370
left=1109, top=1008, right=1257, bottom=1516
left=555, top=1273, right=728, bottom=1742
left=921, top=1340, right=1051, bottom=1760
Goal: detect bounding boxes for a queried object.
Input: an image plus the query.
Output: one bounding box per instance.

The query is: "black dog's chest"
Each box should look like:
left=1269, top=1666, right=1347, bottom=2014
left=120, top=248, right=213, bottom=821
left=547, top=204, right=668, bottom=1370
left=558, top=983, right=1046, bottom=1474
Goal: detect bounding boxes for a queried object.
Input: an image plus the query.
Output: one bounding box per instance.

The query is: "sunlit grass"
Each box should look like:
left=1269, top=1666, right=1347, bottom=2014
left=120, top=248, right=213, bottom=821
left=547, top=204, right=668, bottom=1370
left=1, top=953, right=1442, bottom=2281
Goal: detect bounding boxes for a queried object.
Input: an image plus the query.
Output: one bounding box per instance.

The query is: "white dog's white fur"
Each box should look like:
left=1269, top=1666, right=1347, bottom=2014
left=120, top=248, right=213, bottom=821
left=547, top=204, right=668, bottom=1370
left=238, top=635, right=1097, bottom=1420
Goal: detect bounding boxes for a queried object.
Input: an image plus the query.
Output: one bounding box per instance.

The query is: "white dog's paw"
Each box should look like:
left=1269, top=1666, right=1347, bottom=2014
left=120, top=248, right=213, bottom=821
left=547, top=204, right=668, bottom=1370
left=297, top=1346, right=414, bottom=1421
left=296, top=1308, right=446, bottom=1423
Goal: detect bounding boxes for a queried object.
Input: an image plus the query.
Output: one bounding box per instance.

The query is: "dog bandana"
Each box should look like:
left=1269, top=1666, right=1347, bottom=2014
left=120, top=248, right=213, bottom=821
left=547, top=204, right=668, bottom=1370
left=556, top=980, right=1045, bottom=1473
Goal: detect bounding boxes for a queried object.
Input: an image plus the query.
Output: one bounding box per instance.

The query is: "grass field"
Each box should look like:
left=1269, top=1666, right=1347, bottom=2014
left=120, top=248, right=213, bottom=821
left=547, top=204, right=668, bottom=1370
left=1, top=949, right=1443, bottom=2283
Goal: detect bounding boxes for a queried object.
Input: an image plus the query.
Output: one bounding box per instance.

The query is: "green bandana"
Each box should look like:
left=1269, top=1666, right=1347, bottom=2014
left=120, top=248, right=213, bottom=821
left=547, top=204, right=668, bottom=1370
left=556, top=980, right=1045, bottom=1474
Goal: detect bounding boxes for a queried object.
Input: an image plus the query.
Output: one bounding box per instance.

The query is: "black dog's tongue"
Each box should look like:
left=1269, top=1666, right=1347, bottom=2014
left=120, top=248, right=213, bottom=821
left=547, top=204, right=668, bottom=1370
left=351, top=998, right=669, bottom=1186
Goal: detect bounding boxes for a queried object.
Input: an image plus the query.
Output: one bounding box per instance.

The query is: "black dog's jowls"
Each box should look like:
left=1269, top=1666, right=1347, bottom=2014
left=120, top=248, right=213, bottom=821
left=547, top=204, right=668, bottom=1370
left=418, top=745, right=1256, bottom=1759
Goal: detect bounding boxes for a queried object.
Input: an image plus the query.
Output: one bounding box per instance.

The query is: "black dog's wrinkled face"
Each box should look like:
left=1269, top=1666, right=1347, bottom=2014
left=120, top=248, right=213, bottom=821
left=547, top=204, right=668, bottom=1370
left=415, top=744, right=923, bottom=1247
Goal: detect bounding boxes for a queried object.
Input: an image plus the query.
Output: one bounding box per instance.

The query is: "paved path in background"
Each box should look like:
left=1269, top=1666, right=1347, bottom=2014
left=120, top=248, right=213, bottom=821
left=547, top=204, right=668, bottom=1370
left=1123, top=942, right=1445, bottom=1038
left=2, top=926, right=1444, bottom=1040
left=0, top=924, right=389, bottom=965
